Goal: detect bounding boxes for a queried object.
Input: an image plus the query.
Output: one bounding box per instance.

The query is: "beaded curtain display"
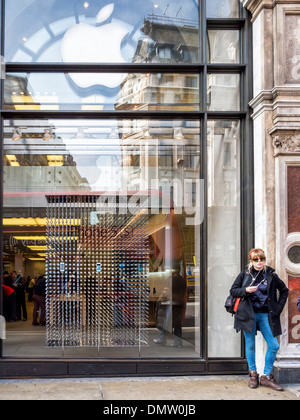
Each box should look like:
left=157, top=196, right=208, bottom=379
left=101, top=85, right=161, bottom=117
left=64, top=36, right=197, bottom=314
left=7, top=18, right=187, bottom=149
left=45, top=195, right=149, bottom=348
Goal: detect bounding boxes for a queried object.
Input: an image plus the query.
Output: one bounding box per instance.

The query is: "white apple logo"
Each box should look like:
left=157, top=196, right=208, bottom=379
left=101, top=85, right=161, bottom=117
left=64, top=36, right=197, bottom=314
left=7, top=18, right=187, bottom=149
left=61, top=3, right=128, bottom=88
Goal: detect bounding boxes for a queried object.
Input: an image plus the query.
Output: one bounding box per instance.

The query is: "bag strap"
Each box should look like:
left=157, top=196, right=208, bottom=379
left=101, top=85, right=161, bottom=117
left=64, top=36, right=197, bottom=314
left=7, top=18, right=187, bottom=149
left=241, top=270, right=249, bottom=287
left=248, top=269, right=267, bottom=288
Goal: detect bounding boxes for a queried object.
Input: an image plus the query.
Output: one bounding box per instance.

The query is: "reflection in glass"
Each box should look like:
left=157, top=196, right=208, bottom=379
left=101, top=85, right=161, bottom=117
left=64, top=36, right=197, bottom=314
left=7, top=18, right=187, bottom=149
left=5, top=0, right=199, bottom=64
left=3, top=119, right=201, bottom=358
left=206, top=0, right=239, bottom=18
left=207, top=73, right=240, bottom=111
left=207, top=120, right=241, bottom=357
left=207, top=30, right=239, bottom=63
left=4, top=73, right=200, bottom=111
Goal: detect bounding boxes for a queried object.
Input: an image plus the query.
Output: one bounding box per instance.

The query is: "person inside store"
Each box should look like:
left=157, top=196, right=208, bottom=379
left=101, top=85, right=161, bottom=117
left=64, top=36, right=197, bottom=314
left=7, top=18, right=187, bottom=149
left=32, top=274, right=46, bottom=326
left=2, top=283, right=17, bottom=322
left=25, top=275, right=31, bottom=293
left=230, top=248, right=289, bottom=391
left=3, top=270, right=13, bottom=288
left=14, top=272, right=27, bottom=321
left=27, top=276, right=36, bottom=302
left=11, top=270, right=17, bottom=285
left=170, top=266, right=187, bottom=347
left=154, top=265, right=186, bottom=347
left=2, top=271, right=17, bottom=322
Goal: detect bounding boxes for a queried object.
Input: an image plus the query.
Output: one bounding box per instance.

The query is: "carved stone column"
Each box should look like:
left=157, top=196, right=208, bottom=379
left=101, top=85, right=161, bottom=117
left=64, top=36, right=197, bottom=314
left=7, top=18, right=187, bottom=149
left=241, top=0, right=300, bottom=382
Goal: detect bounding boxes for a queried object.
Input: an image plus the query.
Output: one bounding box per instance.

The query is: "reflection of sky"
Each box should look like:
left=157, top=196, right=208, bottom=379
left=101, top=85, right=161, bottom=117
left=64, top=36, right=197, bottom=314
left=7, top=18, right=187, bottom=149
left=6, top=0, right=199, bottom=107
left=49, top=119, right=123, bottom=190
left=6, top=0, right=199, bottom=62
left=206, top=0, right=238, bottom=18
left=26, top=72, right=120, bottom=108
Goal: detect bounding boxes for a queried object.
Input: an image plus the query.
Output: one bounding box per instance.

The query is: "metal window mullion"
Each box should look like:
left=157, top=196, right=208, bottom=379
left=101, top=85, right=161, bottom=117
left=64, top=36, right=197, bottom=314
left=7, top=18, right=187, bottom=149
left=0, top=110, right=204, bottom=120
left=207, top=64, right=246, bottom=72
left=0, top=0, right=5, bottom=359
left=5, top=63, right=204, bottom=74
left=206, top=18, right=245, bottom=30
left=200, top=0, right=208, bottom=362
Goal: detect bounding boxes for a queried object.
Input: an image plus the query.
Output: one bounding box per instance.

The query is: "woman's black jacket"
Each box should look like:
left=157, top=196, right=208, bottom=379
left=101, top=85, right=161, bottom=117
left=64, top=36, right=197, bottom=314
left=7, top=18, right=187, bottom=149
left=230, top=266, right=289, bottom=337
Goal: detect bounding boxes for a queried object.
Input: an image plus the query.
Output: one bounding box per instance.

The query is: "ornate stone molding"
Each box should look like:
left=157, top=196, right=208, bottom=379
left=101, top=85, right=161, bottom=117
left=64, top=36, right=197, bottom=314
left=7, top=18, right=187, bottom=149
left=272, top=132, right=300, bottom=156
left=240, top=0, right=274, bottom=20
left=249, top=90, right=273, bottom=119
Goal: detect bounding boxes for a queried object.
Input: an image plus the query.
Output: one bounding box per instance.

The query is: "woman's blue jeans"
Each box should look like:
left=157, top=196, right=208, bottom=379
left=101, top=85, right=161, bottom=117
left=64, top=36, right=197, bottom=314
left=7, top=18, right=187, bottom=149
left=243, top=312, right=280, bottom=376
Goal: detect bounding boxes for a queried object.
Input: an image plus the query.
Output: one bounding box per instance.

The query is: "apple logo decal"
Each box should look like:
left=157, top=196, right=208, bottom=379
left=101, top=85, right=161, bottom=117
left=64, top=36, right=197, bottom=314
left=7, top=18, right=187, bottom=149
left=61, top=3, right=129, bottom=89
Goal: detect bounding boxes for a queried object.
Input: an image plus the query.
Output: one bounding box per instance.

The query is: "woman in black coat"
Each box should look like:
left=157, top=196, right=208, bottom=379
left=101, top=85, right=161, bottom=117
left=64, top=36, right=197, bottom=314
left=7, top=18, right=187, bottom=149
left=230, top=248, right=288, bottom=391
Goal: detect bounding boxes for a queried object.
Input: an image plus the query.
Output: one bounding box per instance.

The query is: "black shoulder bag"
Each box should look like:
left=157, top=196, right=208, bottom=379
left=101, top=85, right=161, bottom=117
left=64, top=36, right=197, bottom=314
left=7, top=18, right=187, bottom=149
left=225, top=271, right=247, bottom=315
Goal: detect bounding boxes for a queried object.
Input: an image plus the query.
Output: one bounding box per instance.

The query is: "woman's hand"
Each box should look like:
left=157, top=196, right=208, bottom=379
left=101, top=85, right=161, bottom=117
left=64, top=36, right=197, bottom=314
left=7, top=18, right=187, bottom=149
left=246, top=286, right=258, bottom=293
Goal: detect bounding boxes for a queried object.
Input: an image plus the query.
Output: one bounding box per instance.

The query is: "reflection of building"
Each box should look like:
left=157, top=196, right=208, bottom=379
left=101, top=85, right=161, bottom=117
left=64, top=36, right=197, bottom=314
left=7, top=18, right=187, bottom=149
left=207, top=73, right=240, bottom=111
left=4, top=75, right=41, bottom=110
left=139, top=14, right=199, bottom=63
left=116, top=15, right=199, bottom=112
left=3, top=130, right=90, bottom=267
left=207, top=120, right=240, bottom=265
left=116, top=73, right=199, bottom=111
left=115, top=16, right=200, bottom=272
left=4, top=153, right=89, bottom=195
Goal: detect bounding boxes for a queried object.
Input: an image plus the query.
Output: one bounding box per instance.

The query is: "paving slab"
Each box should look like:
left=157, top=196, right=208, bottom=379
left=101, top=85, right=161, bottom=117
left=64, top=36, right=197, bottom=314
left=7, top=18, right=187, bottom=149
left=99, top=376, right=300, bottom=401
left=0, top=376, right=299, bottom=400
left=0, top=379, right=101, bottom=400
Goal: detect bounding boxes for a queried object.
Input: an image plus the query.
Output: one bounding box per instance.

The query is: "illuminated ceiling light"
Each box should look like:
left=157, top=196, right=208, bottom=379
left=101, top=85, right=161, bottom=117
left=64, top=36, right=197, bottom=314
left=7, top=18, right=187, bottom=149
left=27, top=246, right=47, bottom=251
left=43, top=128, right=53, bottom=141
left=154, top=4, right=159, bottom=8
left=3, top=217, right=47, bottom=226
left=47, top=155, right=64, bottom=166
left=12, top=128, right=23, bottom=141
left=174, top=127, right=184, bottom=140
left=28, top=258, right=45, bottom=261
left=35, top=218, right=48, bottom=226
left=8, top=161, right=20, bottom=167
left=14, top=236, right=46, bottom=241
left=6, top=155, right=20, bottom=166
left=83, top=2, right=89, bottom=8
left=3, top=217, right=81, bottom=226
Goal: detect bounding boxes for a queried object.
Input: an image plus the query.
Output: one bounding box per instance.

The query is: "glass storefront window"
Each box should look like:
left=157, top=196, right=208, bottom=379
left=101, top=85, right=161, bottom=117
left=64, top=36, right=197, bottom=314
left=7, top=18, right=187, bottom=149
left=207, top=30, right=240, bottom=63
left=1, top=0, right=252, bottom=372
left=3, top=119, right=201, bottom=358
left=207, top=73, right=240, bottom=111
left=4, top=73, right=200, bottom=111
left=207, top=119, right=241, bottom=357
left=206, top=0, right=240, bottom=18
left=5, top=0, right=200, bottom=64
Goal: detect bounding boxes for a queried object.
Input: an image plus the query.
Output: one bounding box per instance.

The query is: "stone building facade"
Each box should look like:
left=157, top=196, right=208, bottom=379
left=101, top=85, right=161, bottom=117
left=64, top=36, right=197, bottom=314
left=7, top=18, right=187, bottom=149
left=241, top=0, right=300, bottom=382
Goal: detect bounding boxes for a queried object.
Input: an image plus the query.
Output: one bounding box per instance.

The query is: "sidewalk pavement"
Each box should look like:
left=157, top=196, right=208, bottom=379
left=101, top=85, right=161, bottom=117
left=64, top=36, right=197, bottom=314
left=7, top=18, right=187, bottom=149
left=0, top=375, right=299, bottom=400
